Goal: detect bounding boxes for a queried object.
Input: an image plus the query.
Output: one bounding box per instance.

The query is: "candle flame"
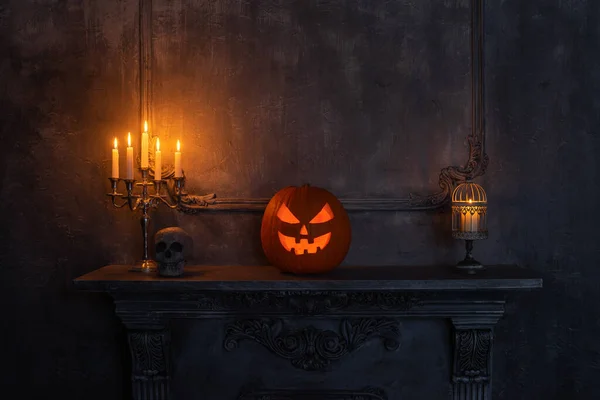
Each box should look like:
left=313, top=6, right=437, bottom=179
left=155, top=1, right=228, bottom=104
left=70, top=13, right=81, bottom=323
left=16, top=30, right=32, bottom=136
left=177, top=140, right=180, bottom=152
left=144, top=120, right=148, bottom=133
left=127, top=132, right=131, bottom=147
left=156, top=138, right=160, bottom=151
left=114, top=137, right=118, bottom=149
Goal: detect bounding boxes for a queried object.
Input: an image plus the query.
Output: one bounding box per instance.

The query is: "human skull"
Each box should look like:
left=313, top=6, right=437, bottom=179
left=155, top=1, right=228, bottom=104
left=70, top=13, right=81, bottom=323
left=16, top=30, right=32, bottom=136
left=154, top=227, right=192, bottom=277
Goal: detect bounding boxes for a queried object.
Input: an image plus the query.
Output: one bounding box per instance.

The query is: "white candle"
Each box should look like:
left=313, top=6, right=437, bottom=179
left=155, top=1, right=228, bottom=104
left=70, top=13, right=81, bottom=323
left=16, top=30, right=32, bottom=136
left=174, top=140, right=182, bottom=178
left=141, top=120, right=149, bottom=169
left=155, top=138, right=162, bottom=181
left=471, top=210, right=479, bottom=232
left=126, top=132, right=134, bottom=180
left=468, top=211, right=474, bottom=232
left=468, top=199, right=475, bottom=231
left=111, top=138, right=119, bottom=178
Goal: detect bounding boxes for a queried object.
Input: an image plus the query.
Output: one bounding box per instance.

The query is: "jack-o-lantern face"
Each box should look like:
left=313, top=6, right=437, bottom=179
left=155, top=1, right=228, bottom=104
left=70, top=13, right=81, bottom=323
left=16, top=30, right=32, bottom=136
left=261, top=185, right=351, bottom=274
left=276, top=202, right=334, bottom=255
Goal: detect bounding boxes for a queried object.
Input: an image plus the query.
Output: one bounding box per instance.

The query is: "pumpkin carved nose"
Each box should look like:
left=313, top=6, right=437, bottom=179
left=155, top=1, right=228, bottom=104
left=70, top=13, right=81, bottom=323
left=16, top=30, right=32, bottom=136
left=300, top=225, right=308, bottom=235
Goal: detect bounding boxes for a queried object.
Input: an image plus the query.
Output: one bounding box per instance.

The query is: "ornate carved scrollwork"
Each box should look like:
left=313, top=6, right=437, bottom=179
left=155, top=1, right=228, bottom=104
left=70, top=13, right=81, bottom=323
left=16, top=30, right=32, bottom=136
left=128, top=330, right=171, bottom=400
left=452, top=329, right=492, bottom=384
left=238, top=386, right=387, bottom=400
left=224, top=318, right=400, bottom=371
left=179, top=291, right=421, bottom=316
left=451, top=327, right=493, bottom=400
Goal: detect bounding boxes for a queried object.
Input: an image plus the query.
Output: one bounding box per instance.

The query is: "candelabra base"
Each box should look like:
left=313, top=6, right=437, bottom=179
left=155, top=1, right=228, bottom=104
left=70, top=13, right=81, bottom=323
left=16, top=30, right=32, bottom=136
left=130, top=259, right=158, bottom=273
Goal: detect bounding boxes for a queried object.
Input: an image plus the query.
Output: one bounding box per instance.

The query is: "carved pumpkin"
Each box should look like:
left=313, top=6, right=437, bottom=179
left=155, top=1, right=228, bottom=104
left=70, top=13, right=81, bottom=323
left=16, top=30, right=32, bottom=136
left=261, top=185, right=351, bottom=274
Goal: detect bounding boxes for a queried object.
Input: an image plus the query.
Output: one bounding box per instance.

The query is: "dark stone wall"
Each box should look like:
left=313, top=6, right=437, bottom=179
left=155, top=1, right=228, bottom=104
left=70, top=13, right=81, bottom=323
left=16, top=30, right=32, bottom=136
left=150, top=0, right=471, bottom=198
left=0, top=0, right=139, bottom=398
left=0, top=0, right=598, bottom=399
left=485, top=0, right=600, bottom=397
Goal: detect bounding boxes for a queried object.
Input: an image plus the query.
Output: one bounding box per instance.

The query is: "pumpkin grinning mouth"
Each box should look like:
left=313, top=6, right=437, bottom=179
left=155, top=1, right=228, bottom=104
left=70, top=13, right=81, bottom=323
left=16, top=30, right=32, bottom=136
left=277, top=232, right=331, bottom=255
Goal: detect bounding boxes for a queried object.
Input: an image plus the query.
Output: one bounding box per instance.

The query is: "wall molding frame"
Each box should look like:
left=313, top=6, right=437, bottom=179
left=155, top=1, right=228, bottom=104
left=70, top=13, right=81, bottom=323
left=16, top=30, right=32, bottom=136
left=138, top=0, right=488, bottom=213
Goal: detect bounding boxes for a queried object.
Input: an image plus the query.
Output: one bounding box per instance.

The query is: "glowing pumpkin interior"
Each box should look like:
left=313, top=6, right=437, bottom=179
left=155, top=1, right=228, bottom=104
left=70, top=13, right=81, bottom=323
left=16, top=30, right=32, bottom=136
left=276, top=203, right=334, bottom=255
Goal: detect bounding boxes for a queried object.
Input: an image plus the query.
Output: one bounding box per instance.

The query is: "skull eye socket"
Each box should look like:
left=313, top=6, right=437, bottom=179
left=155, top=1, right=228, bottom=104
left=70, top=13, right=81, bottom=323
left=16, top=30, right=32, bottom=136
left=277, top=204, right=300, bottom=224
left=309, top=203, right=334, bottom=224
left=156, top=241, right=167, bottom=253
left=170, top=242, right=183, bottom=252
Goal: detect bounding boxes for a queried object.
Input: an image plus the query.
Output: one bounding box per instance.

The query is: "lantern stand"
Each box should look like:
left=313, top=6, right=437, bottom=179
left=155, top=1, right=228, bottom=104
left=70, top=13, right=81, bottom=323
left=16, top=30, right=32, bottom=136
left=451, top=181, right=488, bottom=274
left=457, top=239, right=482, bottom=271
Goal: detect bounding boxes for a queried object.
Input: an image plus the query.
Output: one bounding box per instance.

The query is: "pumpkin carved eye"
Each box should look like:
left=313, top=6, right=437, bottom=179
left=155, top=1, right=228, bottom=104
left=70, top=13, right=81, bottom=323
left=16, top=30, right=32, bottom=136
left=276, top=203, right=300, bottom=224
left=309, top=203, right=334, bottom=224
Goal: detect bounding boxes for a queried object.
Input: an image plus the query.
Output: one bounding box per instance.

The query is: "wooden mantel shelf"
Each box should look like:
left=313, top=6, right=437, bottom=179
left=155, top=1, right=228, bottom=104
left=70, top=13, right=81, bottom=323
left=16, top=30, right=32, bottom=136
left=74, top=264, right=542, bottom=400
left=74, top=264, right=542, bottom=292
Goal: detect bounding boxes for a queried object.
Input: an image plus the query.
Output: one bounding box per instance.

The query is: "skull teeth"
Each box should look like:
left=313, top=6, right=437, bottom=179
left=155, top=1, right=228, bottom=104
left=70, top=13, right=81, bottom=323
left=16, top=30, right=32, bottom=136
left=159, top=262, right=181, bottom=269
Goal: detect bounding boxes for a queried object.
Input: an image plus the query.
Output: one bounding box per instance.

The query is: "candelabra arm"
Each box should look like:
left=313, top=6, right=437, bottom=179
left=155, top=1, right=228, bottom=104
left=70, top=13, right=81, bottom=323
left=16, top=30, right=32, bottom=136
left=107, top=178, right=132, bottom=208
left=118, top=179, right=142, bottom=211
left=110, top=196, right=129, bottom=208
left=151, top=177, right=187, bottom=209
left=151, top=195, right=179, bottom=209
left=128, top=197, right=143, bottom=211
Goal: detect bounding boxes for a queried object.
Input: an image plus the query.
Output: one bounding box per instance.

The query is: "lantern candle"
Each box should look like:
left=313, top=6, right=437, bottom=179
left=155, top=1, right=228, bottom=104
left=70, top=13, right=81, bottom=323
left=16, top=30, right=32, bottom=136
left=468, top=199, right=475, bottom=231
left=126, top=132, right=134, bottom=180
left=141, top=120, right=149, bottom=169
left=174, top=140, right=182, bottom=178
left=111, top=138, right=119, bottom=179
left=155, top=138, right=162, bottom=181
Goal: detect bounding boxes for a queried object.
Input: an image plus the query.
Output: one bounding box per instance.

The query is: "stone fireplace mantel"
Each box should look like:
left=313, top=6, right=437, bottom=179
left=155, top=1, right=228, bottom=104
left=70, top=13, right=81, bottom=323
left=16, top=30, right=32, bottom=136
left=74, top=264, right=542, bottom=400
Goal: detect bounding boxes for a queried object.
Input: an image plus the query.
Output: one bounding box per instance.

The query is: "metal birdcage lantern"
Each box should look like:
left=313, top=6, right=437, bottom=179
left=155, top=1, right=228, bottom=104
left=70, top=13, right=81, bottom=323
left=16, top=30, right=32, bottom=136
left=452, top=181, right=488, bottom=273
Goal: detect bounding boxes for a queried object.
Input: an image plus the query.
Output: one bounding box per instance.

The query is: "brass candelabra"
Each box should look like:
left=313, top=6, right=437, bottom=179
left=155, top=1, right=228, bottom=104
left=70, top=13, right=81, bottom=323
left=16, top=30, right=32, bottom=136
left=107, top=169, right=187, bottom=273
